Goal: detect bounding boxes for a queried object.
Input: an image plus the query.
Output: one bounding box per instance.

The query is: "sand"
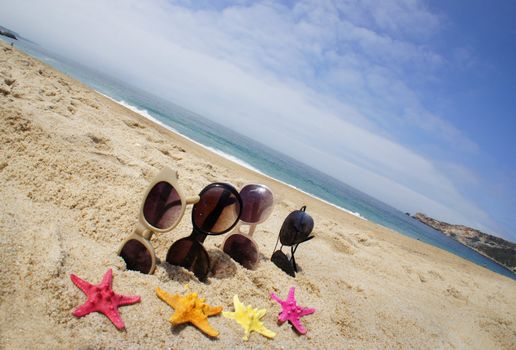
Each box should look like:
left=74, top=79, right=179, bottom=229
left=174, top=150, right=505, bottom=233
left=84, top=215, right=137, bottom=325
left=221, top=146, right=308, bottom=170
left=0, top=40, right=515, bottom=349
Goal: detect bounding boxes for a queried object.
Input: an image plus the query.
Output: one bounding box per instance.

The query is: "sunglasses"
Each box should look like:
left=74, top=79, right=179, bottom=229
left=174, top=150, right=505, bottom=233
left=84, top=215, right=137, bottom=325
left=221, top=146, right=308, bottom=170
left=271, top=206, right=314, bottom=277
left=165, top=182, right=243, bottom=281
left=222, top=184, right=274, bottom=269
left=118, top=167, right=200, bottom=274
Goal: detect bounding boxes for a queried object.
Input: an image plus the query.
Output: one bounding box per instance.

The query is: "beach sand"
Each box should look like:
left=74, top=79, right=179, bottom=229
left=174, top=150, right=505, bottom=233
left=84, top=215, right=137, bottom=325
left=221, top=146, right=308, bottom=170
left=0, top=40, right=515, bottom=349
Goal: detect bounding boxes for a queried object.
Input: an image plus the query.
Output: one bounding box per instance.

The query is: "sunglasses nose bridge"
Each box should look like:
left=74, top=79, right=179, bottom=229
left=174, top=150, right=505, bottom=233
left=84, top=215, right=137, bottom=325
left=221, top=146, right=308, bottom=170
left=191, top=229, right=207, bottom=243
left=134, top=223, right=153, bottom=240
left=141, top=229, right=152, bottom=240
left=246, top=224, right=257, bottom=237
left=186, top=195, right=200, bottom=205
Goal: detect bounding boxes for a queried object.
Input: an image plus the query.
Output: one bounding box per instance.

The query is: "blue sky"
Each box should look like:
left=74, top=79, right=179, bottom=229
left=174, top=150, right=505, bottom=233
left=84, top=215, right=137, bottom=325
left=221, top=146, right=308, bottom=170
left=1, top=0, right=515, bottom=241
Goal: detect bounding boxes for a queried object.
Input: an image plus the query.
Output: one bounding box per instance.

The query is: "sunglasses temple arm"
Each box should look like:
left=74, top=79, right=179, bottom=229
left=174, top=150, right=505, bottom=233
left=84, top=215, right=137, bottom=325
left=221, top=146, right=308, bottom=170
left=290, top=226, right=303, bottom=272
left=149, top=196, right=182, bottom=226
left=272, top=233, right=281, bottom=255
left=155, top=199, right=182, bottom=222
left=290, top=245, right=299, bottom=272
left=247, top=224, right=256, bottom=237
left=201, top=191, right=232, bottom=230
left=134, top=222, right=153, bottom=240
left=186, top=195, right=200, bottom=205
left=179, top=238, right=207, bottom=280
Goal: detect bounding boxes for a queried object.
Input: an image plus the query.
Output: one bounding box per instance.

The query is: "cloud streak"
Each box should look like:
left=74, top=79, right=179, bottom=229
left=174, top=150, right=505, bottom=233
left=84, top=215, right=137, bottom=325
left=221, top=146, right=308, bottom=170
left=1, top=0, right=508, bottom=237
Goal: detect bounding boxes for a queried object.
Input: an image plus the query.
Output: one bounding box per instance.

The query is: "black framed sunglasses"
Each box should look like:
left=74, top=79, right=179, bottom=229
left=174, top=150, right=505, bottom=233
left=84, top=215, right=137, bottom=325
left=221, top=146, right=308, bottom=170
left=166, top=182, right=243, bottom=281
left=271, top=206, right=314, bottom=277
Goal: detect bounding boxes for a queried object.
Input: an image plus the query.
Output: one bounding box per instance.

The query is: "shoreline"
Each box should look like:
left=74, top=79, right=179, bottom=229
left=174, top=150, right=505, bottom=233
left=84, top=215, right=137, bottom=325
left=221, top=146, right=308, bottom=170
left=95, top=83, right=516, bottom=281
left=414, top=216, right=515, bottom=274
left=1, top=40, right=515, bottom=349
left=97, top=90, right=516, bottom=280
left=97, top=91, right=368, bottom=222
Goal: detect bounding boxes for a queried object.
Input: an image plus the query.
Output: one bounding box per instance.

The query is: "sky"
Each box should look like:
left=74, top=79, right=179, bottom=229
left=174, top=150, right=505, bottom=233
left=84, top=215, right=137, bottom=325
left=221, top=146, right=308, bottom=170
left=1, top=0, right=515, bottom=241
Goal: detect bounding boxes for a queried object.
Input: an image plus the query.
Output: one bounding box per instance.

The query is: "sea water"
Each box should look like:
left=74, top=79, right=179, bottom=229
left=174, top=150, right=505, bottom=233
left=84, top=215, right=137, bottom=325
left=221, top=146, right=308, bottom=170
left=4, top=36, right=514, bottom=280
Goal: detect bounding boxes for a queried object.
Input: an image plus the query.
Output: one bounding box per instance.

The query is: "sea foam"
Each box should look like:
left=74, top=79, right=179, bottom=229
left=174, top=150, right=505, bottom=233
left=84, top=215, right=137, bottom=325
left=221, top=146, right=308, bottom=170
left=96, top=91, right=367, bottom=221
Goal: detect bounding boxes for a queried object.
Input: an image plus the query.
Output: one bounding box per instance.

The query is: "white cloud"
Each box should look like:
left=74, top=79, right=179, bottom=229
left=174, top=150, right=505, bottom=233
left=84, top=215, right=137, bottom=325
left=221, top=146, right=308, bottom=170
left=1, top=0, right=503, bottom=236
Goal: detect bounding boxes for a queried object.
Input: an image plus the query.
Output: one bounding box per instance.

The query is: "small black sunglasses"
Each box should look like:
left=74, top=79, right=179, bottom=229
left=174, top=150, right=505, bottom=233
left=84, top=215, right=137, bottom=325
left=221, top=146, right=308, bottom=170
left=271, top=206, right=314, bottom=277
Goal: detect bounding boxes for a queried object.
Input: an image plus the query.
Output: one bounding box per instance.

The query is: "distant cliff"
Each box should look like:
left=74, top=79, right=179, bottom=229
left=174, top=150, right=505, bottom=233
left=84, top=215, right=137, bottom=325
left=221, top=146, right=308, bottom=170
left=0, top=25, right=18, bottom=40
left=413, top=213, right=515, bottom=273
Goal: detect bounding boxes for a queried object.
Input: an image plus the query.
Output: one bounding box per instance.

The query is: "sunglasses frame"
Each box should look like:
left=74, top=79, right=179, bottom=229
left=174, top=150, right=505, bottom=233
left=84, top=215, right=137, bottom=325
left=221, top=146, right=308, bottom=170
left=166, top=182, right=243, bottom=281
left=222, top=184, right=274, bottom=269
left=118, top=167, right=199, bottom=274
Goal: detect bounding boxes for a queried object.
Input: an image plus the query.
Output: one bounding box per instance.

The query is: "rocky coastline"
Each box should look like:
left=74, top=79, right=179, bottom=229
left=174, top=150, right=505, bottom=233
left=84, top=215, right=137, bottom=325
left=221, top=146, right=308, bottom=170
left=0, top=25, right=18, bottom=40
left=413, top=213, right=515, bottom=273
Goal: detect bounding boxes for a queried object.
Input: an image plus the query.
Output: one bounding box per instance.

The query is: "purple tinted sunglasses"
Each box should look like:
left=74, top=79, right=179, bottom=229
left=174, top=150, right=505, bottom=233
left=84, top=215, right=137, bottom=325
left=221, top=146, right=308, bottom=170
left=222, top=184, right=274, bottom=269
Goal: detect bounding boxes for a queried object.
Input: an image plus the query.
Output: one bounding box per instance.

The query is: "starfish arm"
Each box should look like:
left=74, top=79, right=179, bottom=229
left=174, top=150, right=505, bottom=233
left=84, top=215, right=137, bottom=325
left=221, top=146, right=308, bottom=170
left=222, top=311, right=236, bottom=320
left=243, top=329, right=250, bottom=341
left=104, top=307, right=126, bottom=330
left=233, top=295, right=245, bottom=313
left=300, top=307, right=316, bottom=316
left=117, top=294, right=141, bottom=306
left=256, top=325, right=276, bottom=339
left=256, top=308, right=267, bottom=319
left=191, top=317, right=219, bottom=337
left=203, top=305, right=223, bottom=316
left=287, top=287, right=296, bottom=303
left=100, top=269, right=113, bottom=289
left=156, top=287, right=180, bottom=309
left=70, top=274, right=93, bottom=294
left=169, top=312, right=188, bottom=326
left=269, top=292, right=283, bottom=305
left=72, top=303, right=94, bottom=317
left=290, top=318, right=307, bottom=334
left=278, top=311, right=289, bottom=323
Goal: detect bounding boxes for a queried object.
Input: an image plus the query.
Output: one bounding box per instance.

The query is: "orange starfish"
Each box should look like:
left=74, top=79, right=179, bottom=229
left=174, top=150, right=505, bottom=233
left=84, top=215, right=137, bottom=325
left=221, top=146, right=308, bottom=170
left=156, top=287, right=222, bottom=337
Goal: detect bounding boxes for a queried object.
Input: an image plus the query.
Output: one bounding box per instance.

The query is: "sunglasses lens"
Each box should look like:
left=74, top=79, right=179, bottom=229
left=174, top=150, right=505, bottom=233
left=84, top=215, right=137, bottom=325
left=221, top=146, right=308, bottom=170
left=143, top=181, right=182, bottom=229
left=279, top=210, right=314, bottom=245
left=166, top=238, right=210, bottom=280
left=239, top=185, right=274, bottom=224
left=271, top=250, right=295, bottom=277
left=223, top=234, right=259, bottom=269
left=193, top=185, right=241, bottom=234
left=119, top=239, right=153, bottom=274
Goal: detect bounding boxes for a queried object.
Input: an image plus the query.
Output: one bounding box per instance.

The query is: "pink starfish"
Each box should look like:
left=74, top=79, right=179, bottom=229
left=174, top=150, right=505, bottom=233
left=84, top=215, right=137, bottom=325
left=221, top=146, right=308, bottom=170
left=270, top=287, right=315, bottom=335
left=70, top=268, right=140, bottom=330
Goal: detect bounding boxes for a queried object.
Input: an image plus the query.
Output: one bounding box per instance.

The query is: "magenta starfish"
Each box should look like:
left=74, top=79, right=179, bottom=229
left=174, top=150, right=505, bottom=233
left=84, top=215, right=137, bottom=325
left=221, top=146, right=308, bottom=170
left=270, top=287, right=315, bottom=335
left=70, top=269, right=140, bottom=330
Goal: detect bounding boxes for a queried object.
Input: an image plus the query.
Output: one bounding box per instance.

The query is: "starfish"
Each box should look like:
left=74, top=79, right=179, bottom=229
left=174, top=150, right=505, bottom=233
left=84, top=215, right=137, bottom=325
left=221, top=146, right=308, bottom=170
left=270, top=287, right=315, bottom=334
left=156, top=287, right=222, bottom=337
left=222, top=295, right=276, bottom=341
left=70, top=269, right=141, bottom=330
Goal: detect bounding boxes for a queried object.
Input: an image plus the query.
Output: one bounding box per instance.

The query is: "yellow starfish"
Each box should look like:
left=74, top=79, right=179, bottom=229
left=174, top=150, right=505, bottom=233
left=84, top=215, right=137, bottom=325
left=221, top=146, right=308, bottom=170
left=156, top=287, right=222, bottom=337
left=222, top=295, right=276, bottom=341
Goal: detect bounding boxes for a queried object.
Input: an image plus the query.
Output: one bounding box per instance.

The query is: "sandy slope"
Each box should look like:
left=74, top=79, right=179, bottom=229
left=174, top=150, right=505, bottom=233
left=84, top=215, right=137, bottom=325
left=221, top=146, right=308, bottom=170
left=0, top=40, right=514, bottom=349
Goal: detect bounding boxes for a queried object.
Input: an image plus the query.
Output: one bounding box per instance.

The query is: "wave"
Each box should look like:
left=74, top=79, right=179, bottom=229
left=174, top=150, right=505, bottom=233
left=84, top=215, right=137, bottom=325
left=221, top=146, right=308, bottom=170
left=96, top=91, right=367, bottom=221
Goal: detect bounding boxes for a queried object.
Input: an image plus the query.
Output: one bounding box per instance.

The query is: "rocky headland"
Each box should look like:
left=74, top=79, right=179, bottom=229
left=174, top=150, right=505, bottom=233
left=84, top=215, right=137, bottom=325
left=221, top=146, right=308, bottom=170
left=0, top=27, right=17, bottom=40
left=413, top=213, right=515, bottom=273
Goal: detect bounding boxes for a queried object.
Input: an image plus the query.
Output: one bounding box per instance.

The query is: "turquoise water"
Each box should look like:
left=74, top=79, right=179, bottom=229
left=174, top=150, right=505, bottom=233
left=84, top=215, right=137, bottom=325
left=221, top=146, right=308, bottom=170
left=4, top=36, right=514, bottom=280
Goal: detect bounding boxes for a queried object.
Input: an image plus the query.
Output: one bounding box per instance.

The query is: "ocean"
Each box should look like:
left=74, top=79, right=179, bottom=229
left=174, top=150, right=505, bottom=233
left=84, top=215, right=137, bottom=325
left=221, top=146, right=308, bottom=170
left=4, top=36, right=514, bottom=280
